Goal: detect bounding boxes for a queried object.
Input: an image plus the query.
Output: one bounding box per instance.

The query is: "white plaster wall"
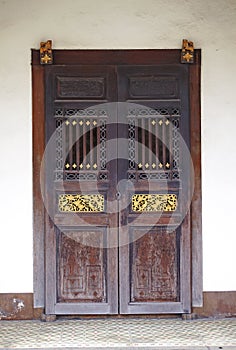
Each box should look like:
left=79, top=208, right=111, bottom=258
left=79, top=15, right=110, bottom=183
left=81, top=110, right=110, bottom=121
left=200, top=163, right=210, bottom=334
left=0, top=0, right=236, bottom=292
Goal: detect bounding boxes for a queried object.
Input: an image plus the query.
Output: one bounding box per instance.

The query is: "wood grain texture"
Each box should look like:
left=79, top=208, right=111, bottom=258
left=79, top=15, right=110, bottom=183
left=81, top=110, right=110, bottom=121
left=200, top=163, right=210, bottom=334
left=189, top=50, right=203, bottom=307
left=32, top=63, right=45, bottom=308
left=44, top=64, right=118, bottom=315
left=32, top=49, right=182, bottom=66
left=193, top=292, right=236, bottom=317
left=58, top=230, right=106, bottom=302
left=118, top=63, right=191, bottom=314
left=130, top=228, right=178, bottom=302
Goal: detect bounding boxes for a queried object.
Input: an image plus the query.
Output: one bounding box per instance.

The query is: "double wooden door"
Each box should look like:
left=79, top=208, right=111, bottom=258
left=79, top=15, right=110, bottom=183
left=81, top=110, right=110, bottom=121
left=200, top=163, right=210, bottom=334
left=44, top=62, right=191, bottom=315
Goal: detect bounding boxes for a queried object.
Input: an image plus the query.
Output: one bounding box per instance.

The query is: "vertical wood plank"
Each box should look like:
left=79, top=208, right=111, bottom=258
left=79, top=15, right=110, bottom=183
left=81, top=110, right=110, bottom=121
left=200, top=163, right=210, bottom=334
left=79, top=122, right=84, bottom=166
left=137, top=118, right=142, bottom=167
left=162, top=119, right=166, bottom=168
left=158, top=123, right=163, bottom=165
left=169, top=118, right=173, bottom=173
left=141, top=118, right=146, bottom=167
left=119, top=231, right=130, bottom=314
left=62, top=120, right=66, bottom=170
left=97, top=121, right=101, bottom=171
left=64, top=121, right=70, bottom=167
left=148, top=117, right=152, bottom=168
left=45, top=215, right=56, bottom=314
left=68, top=122, right=73, bottom=167
left=90, top=123, right=93, bottom=166
left=155, top=119, right=159, bottom=166
left=76, top=121, right=80, bottom=167
left=181, top=211, right=191, bottom=313
left=93, top=124, right=97, bottom=168
left=83, top=121, right=87, bottom=167
left=32, top=63, right=45, bottom=308
left=189, top=50, right=203, bottom=307
left=72, top=122, right=76, bottom=167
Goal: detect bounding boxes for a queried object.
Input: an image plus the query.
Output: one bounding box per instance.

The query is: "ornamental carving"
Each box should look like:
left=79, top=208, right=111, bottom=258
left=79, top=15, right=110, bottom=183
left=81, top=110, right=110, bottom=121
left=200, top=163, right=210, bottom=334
left=57, top=77, right=105, bottom=98
left=132, top=194, right=177, bottom=212
left=40, top=40, right=53, bottom=65
left=59, top=232, right=106, bottom=302
left=129, top=76, right=178, bottom=98
left=131, top=228, right=178, bottom=302
left=181, top=39, right=194, bottom=64
left=58, top=194, right=104, bottom=212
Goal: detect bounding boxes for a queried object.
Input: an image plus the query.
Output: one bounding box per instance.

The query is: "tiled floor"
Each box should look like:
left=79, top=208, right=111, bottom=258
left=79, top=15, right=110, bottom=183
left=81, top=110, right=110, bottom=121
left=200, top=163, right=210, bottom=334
left=0, top=317, right=235, bottom=349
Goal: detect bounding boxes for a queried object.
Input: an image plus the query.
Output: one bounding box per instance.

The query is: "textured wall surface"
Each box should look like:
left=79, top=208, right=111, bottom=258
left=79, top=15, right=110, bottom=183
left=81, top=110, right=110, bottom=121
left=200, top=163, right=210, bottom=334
left=0, top=0, right=236, bottom=292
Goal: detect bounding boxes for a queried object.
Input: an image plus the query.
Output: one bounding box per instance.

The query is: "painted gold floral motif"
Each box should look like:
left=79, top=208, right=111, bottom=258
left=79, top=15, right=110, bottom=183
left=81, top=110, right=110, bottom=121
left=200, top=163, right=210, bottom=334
left=132, top=194, right=177, bottom=212
left=58, top=194, right=104, bottom=212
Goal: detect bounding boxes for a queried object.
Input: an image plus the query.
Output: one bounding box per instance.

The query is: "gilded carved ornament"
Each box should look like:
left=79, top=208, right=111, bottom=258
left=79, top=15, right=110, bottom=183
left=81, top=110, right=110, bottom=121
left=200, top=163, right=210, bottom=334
left=181, top=39, right=194, bottom=64
left=40, top=40, right=53, bottom=65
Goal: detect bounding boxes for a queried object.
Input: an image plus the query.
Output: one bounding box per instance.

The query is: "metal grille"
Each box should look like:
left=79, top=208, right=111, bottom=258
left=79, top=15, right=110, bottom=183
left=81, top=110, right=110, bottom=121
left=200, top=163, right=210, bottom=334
left=54, top=108, right=108, bottom=181
left=127, top=107, right=180, bottom=181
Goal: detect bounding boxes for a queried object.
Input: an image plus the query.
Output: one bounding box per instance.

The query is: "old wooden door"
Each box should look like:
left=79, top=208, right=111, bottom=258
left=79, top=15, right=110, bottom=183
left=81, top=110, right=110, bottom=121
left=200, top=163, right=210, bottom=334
left=43, top=54, right=192, bottom=315
left=117, top=66, right=191, bottom=314
left=44, top=66, right=119, bottom=314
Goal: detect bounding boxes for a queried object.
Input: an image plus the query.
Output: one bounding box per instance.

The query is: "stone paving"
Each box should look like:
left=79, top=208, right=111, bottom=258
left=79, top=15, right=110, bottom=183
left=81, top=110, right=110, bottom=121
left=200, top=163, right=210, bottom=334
left=0, top=317, right=235, bottom=349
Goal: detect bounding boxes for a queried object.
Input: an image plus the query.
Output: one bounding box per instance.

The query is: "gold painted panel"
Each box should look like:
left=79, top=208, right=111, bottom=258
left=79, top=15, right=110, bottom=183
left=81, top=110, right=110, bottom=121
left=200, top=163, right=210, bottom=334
left=59, top=194, right=104, bottom=213
left=132, top=194, right=177, bottom=212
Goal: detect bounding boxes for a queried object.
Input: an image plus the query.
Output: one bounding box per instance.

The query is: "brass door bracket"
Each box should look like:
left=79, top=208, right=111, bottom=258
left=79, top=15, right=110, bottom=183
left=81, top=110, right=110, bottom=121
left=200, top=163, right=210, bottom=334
left=40, top=40, right=53, bottom=65
left=181, top=39, right=194, bottom=64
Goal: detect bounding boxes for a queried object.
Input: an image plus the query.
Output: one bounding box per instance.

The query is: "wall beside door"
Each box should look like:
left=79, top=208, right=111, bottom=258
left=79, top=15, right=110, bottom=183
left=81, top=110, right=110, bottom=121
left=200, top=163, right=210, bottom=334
left=0, top=0, right=236, bottom=318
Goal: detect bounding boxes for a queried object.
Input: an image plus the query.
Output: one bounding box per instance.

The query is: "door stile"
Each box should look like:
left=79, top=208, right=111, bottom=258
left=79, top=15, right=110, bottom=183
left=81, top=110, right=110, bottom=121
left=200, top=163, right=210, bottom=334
left=44, top=67, right=57, bottom=314
left=180, top=211, right=191, bottom=313
left=102, top=102, right=119, bottom=315
left=189, top=54, right=202, bottom=307
left=45, top=214, right=57, bottom=314
left=32, top=64, right=45, bottom=308
left=117, top=102, right=131, bottom=314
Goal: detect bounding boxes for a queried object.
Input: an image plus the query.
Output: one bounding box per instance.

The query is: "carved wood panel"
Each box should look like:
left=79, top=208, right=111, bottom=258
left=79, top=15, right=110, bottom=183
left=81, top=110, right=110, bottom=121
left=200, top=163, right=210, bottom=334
left=129, top=76, right=179, bottom=99
left=58, top=230, right=107, bottom=303
left=57, top=77, right=105, bottom=99
left=130, top=228, right=179, bottom=302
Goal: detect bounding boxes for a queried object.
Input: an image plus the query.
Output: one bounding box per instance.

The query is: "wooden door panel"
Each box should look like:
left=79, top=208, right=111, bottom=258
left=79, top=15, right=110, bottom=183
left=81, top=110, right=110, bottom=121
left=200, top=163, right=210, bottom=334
left=118, top=65, right=191, bottom=314
left=130, top=227, right=179, bottom=303
left=57, top=228, right=108, bottom=303
left=45, top=65, right=118, bottom=315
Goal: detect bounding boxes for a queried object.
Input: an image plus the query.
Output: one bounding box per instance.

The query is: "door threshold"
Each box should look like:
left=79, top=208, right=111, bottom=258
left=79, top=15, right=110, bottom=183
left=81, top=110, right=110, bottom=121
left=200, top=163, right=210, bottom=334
left=55, top=314, right=182, bottom=320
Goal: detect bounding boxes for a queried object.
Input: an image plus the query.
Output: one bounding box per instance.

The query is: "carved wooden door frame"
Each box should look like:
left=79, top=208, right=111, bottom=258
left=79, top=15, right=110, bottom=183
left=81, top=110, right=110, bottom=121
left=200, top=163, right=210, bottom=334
left=32, top=49, right=202, bottom=311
